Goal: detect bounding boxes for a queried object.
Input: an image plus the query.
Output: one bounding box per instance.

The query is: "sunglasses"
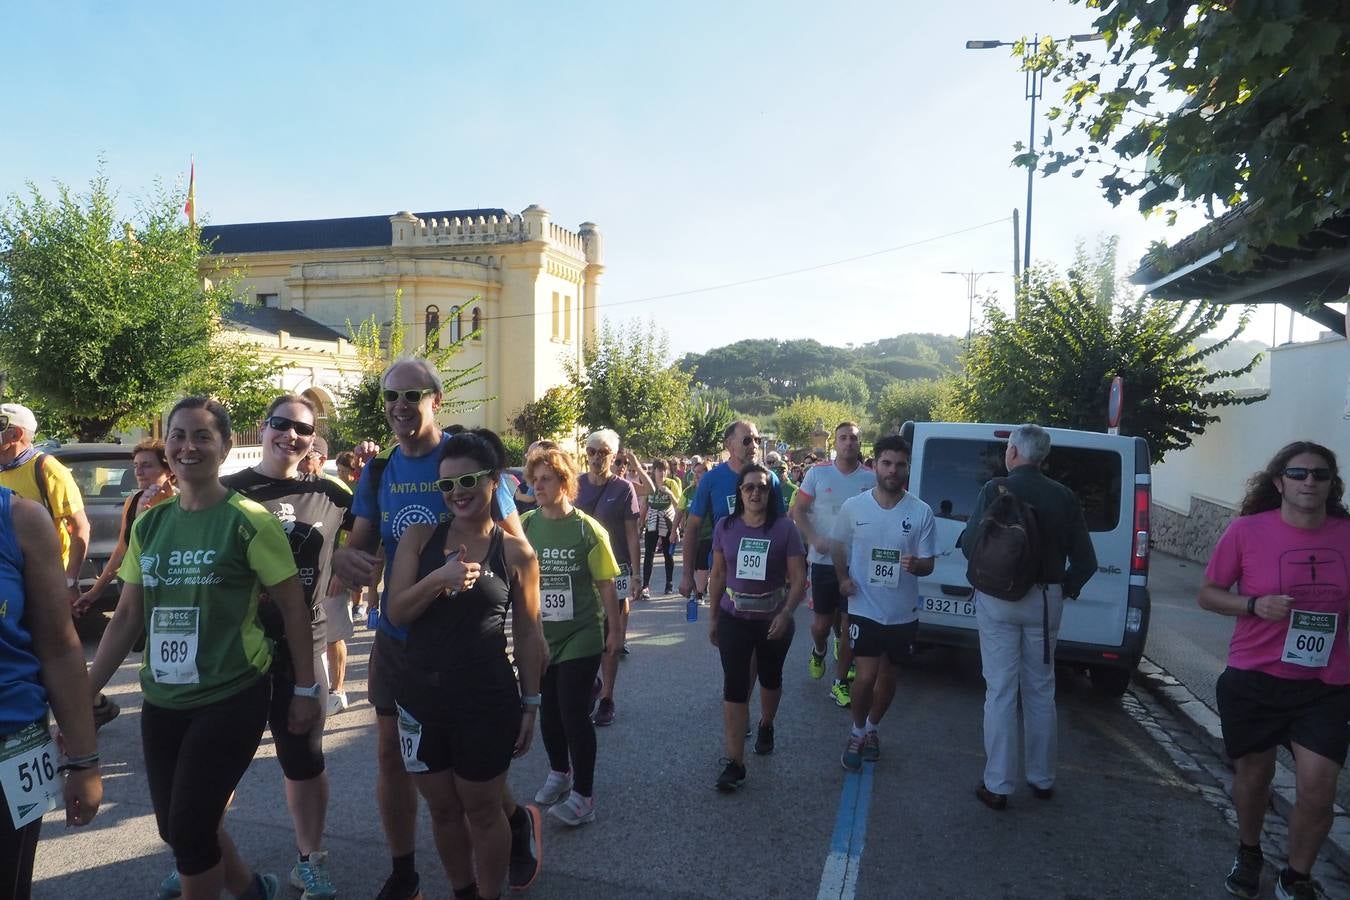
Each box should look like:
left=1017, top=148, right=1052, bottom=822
left=435, top=470, right=493, bottom=492
left=383, top=388, right=435, bottom=403
left=585, top=447, right=611, bottom=456
left=741, top=435, right=764, bottom=447
left=0, top=415, right=8, bottom=430
left=741, top=482, right=771, bottom=494
left=263, top=415, right=316, bottom=436
left=1283, top=467, right=1332, bottom=482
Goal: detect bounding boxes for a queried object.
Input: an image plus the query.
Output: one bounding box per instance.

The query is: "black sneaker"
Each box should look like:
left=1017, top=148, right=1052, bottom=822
left=374, top=873, right=423, bottom=900
left=753, top=722, right=774, bottom=755
left=593, top=697, right=615, bottom=727
left=1275, top=868, right=1320, bottom=900
left=508, top=804, right=543, bottom=891
left=715, top=758, right=746, bottom=792
left=664, top=582, right=674, bottom=594
left=1224, top=846, right=1262, bottom=899
left=92, top=693, right=120, bottom=730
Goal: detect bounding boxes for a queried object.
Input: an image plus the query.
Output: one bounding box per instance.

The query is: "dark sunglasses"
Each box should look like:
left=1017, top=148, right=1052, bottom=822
left=585, top=447, right=611, bottom=456
left=263, top=415, right=316, bottom=436
left=741, top=482, right=771, bottom=494
left=741, top=435, right=764, bottom=447
left=1283, top=467, right=1332, bottom=482
left=383, top=388, right=435, bottom=403
left=0, top=415, right=8, bottom=430
left=435, top=470, right=493, bottom=492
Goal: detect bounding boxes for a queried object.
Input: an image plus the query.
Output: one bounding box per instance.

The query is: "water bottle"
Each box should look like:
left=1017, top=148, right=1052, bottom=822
left=367, top=606, right=379, bottom=629
left=686, top=592, right=699, bottom=623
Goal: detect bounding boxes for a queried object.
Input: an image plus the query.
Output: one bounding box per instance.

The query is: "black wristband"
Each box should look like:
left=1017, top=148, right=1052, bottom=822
left=1247, top=595, right=1258, bottom=616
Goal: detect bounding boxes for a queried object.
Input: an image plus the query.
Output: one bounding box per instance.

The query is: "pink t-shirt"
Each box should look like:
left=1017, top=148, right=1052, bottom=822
left=1206, top=509, right=1350, bottom=684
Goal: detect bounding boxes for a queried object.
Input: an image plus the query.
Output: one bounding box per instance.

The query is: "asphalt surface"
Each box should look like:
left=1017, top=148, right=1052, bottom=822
left=30, top=552, right=1348, bottom=899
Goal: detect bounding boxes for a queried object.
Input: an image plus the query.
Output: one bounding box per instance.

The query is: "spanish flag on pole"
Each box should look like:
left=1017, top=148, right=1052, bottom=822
left=183, top=157, right=196, bottom=229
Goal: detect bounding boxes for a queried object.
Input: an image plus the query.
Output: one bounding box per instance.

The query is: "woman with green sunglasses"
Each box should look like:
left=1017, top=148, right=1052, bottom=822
left=385, top=430, right=543, bottom=900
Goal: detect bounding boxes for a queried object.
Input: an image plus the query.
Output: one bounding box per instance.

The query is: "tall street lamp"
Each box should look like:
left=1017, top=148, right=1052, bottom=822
left=965, top=33, right=1102, bottom=297
left=941, top=270, right=1001, bottom=349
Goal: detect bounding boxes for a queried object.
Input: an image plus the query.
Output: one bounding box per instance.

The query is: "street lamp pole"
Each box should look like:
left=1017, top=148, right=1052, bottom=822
left=941, top=269, right=1001, bottom=349
left=965, top=33, right=1102, bottom=302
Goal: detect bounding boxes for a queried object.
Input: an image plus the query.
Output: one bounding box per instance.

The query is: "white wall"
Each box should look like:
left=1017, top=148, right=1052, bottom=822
left=1153, top=333, right=1350, bottom=512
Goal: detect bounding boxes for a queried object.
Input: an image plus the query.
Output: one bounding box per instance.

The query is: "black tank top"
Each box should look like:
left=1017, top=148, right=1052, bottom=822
left=395, top=522, right=519, bottom=722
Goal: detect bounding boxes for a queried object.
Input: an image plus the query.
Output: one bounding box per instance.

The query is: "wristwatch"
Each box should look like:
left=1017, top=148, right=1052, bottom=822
left=66, top=578, right=77, bottom=589
left=292, top=683, right=322, bottom=698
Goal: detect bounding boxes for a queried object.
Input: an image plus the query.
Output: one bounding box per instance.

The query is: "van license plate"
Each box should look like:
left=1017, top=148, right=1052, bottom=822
left=922, top=596, right=975, bottom=618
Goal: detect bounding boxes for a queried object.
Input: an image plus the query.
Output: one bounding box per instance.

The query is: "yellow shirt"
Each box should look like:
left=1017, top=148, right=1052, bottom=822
left=0, top=453, right=84, bottom=567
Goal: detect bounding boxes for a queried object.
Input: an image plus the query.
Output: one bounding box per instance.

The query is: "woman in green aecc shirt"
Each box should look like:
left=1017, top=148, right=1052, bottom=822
left=88, top=397, right=320, bottom=900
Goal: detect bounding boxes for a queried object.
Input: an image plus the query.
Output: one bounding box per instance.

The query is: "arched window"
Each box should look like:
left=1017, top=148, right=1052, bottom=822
left=449, top=305, right=462, bottom=342
left=471, top=307, right=481, bottom=339
left=425, top=305, right=440, bottom=350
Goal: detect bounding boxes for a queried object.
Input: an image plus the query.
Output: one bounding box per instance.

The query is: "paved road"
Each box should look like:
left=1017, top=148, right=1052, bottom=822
left=29, top=554, right=1340, bottom=899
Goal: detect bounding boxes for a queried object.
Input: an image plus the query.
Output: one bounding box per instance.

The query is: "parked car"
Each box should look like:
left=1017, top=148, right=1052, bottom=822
left=42, top=442, right=137, bottom=602
left=900, top=421, right=1152, bottom=697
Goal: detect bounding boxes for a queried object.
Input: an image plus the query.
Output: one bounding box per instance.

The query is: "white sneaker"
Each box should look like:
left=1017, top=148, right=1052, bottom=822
left=534, top=770, right=572, bottom=806
left=326, top=691, right=348, bottom=716
left=547, top=791, right=596, bottom=826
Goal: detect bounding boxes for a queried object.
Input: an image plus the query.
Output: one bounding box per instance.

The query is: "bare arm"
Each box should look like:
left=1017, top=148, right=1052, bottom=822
left=64, top=509, right=91, bottom=583
left=76, top=498, right=134, bottom=612
left=499, top=508, right=524, bottom=539
left=386, top=525, right=479, bottom=629
left=706, top=547, right=727, bottom=645
left=1198, top=581, right=1291, bottom=621
left=622, top=450, right=656, bottom=497
left=790, top=491, right=824, bottom=553
left=332, top=515, right=380, bottom=585
left=625, top=519, right=641, bottom=600
left=88, top=581, right=146, bottom=697
left=509, top=541, right=543, bottom=756
left=679, top=512, right=704, bottom=595
left=266, top=574, right=321, bottom=733
left=596, top=579, right=621, bottom=655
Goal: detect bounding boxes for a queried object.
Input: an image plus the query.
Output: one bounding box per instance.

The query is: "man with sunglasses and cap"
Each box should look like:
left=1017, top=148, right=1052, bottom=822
left=332, top=359, right=541, bottom=899
left=680, top=421, right=785, bottom=602
left=0, top=403, right=91, bottom=613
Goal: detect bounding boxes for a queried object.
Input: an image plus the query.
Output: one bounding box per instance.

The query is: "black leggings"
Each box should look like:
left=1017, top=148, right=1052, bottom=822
left=642, top=530, right=674, bottom=588
left=0, top=815, right=40, bottom=900
left=717, top=613, right=795, bottom=703
left=141, top=676, right=270, bottom=876
left=539, top=654, right=603, bottom=797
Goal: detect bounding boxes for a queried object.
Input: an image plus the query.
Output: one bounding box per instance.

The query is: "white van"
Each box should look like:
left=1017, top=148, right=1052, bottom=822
left=900, top=421, right=1152, bottom=696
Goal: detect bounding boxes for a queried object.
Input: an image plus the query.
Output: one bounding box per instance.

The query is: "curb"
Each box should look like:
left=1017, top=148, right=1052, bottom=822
left=1134, top=656, right=1350, bottom=876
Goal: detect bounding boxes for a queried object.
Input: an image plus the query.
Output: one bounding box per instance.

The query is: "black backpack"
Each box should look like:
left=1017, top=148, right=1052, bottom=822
left=965, top=479, right=1044, bottom=601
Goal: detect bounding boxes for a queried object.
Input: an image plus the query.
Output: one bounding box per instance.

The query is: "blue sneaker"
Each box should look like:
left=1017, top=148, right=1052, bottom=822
left=157, top=870, right=181, bottom=900
left=290, top=851, right=336, bottom=899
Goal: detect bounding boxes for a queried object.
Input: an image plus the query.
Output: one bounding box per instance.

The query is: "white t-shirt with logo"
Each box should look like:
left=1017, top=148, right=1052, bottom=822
left=834, top=490, right=936, bottom=625
left=798, top=462, right=877, bottom=566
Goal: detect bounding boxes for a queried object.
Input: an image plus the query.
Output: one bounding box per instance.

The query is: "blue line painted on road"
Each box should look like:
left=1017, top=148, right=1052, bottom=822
left=817, top=763, right=875, bottom=900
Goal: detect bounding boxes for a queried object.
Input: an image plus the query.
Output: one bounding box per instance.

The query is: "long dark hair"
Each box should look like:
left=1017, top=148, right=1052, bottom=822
left=731, top=463, right=779, bottom=529
left=1239, top=440, right=1348, bottom=518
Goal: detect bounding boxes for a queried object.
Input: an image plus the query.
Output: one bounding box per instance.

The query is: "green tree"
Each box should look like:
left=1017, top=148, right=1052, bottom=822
left=1018, top=4, right=1350, bottom=255
left=569, top=320, right=691, bottom=457
left=805, top=371, right=870, bottom=408
left=874, top=379, right=954, bottom=432
left=328, top=291, right=488, bottom=451
left=685, top=388, right=735, bottom=456
left=949, top=263, right=1262, bottom=462
left=771, top=397, right=862, bottom=448
left=511, top=385, right=581, bottom=443
left=0, top=172, right=235, bottom=440
left=181, top=341, right=291, bottom=433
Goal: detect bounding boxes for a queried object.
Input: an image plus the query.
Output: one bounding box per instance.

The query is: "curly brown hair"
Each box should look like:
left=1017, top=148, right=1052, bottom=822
left=525, top=447, right=580, bottom=502
left=1238, top=441, right=1348, bottom=518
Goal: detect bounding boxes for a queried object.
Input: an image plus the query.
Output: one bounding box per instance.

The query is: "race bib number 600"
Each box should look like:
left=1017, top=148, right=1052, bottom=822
left=1282, top=610, right=1338, bottom=668
left=149, top=607, right=200, bottom=685
left=0, top=722, right=60, bottom=829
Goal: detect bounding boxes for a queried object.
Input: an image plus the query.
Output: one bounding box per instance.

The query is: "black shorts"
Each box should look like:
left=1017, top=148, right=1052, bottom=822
left=397, top=705, right=521, bottom=782
left=1216, top=667, right=1350, bottom=765
left=811, top=564, right=847, bottom=618
left=848, top=615, right=917, bottom=665
left=697, top=537, right=714, bottom=573
left=370, top=629, right=400, bottom=716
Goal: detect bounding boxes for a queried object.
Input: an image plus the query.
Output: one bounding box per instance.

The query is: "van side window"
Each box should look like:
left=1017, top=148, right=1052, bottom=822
left=918, top=439, right=1121, bottom=532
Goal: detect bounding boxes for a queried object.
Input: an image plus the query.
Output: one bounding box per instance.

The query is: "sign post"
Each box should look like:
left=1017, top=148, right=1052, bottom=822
left=1107, top=375, right=1124, bottom=435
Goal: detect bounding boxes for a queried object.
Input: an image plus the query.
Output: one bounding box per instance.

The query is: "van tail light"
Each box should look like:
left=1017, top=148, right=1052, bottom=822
left=1101, top=651, right=1120, bottom=660
left=1132, top=484, right=1150, bottom=576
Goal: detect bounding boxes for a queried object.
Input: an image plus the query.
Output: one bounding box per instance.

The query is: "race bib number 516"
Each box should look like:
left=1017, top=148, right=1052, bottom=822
left=0, top=722, right=60, bottom=829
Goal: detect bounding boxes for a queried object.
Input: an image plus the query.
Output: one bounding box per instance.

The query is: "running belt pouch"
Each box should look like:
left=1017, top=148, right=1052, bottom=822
left=965, top=479, right=1044, bottom=602
left=728, top=588, right=784, bottom=614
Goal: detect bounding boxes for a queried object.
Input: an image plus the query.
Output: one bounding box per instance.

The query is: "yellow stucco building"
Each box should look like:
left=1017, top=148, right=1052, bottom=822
left=201, top=204, right=602, bottom=435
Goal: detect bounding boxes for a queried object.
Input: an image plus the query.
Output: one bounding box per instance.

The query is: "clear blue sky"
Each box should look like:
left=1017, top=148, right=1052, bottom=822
left=0, top=1, right=1317, bottom=356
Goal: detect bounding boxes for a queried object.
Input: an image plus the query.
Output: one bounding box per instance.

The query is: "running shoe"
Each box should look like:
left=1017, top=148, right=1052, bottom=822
left=535, top=770, right=573, bottom=806
left=353, top=602, right=367, bottom=622
left=1275, top=870, right=1320, bottom=900
left=807, top=650, right=826, bottom=680
left=1224, top=846, right=1262, bottom=899
left=326, top=691, right=348, bottom=716
left=715, top=758, right=746, bottom=792
left=548, top=792, right=597, bottom=826
left=290, top=851, right=336, bottom=899
left=621, top=643, right=631, bottom=656
left=860, top=731, right=880, bottom=763
left=374, top=874, right=422, bottom=900
left=830, top=680, right=851, bottom=708
left=841, top=734, right=864, bottom=773
left=664, top=581, right=674, bottom=594
left=157, top=870, right=181, bottom=900
left=93, top=693, right=120, bottom=730
left=251, top=874, right=280, bottom=900
left=639, top=586, right=651, bottom=600
left=593, top=698, right=615, bottom=726
left=753, top=722, right=775, bottom=755
left=508, top=803, right=543, bottom=891
left=589, top=675, right=603, bottom=717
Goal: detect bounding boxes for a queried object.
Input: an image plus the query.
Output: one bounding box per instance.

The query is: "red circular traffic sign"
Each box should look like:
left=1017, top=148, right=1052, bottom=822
left=1107, top=376, right=1124, bottom=428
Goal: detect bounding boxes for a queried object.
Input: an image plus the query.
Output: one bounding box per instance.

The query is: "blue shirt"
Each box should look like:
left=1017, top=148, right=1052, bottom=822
left=0, top=488, right=47, bottom=734
left=689, top=463, right=784, bottom=567
left=352, top=432, right=518, bottom=639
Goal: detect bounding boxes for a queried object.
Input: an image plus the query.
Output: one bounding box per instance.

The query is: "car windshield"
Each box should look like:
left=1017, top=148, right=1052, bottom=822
left=63, top=456, right=137, bottom=502
left=918, top=438, right=1122, bottom=532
